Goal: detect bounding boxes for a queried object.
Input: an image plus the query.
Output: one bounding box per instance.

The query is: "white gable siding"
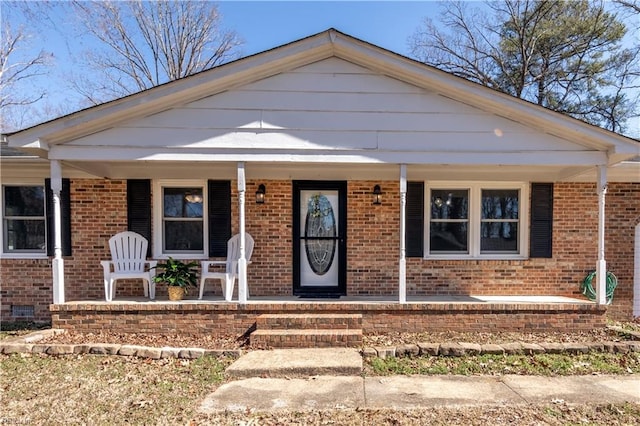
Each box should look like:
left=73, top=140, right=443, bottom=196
left=65, top=58, right=590, bottom=157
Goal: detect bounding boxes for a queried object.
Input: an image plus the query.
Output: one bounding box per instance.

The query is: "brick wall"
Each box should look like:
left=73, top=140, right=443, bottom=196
left=2, top=178, right=638, bottom=324
left=50, top=301, right=606, bottom=335
left=0, top=258, right=52, bottom=322
left=604, top=183, right=640, bottom=319
left=242, top=180, right=293, bottom=296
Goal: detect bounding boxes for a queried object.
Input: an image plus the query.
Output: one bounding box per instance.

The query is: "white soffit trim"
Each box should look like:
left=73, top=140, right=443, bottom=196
left=565, top=161, right=640, bottom=182
left=48, top=145, right=608, bottom=166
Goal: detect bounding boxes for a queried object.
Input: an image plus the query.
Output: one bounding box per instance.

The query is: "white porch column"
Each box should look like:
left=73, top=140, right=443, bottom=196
left=596, top=165, right=607, bottom=305
left=399, top=164, right=407, bottom=304
left=237, top=162, right=248, bottom=304
left=50, top=160, right=65, bottom=304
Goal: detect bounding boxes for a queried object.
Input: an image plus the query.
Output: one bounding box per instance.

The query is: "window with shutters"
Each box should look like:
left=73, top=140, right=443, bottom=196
left=1, top=182, right=47, bottom=258
left=425, top=182, right=528, bottom=259
left=153, top=180, right=207, bottom=258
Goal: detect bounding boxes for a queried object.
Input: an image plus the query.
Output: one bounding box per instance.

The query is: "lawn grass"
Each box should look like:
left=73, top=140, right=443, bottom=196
left=192, top=403, right=640, bottom=425
left=1, top=353, right=231, bottom=425
left=0, top=321, right=50, bottom=340
left=2, top=351, right=639, bottom=425
left=367, top=352, right=640, bottom=376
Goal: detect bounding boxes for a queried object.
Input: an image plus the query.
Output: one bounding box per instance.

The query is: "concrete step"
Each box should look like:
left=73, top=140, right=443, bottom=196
left=251, top=329, right=363, bottom=348
left=256, top=313, right=362, bottom=330
left=225, top=348, right=363, bottom=378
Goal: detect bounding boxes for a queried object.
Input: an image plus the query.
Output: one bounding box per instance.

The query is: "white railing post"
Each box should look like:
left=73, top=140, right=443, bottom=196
left=596, top=165, right=607, bottom=305
left=399, top=164, right=407, bottom=304
left=237, top=162, right=248, bottom=304
left=51, top=160, right=65, bottom=304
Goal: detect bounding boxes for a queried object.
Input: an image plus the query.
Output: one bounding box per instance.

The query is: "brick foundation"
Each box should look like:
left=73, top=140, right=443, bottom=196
left=50, top=301, right=606, bottom=337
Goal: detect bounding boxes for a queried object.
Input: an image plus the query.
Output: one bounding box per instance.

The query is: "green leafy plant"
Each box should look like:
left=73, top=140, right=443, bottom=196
left=153, top=258, right=198, bottom=293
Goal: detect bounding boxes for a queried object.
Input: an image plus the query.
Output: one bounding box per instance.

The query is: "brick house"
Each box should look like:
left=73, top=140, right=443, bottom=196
left=2, top=30, right=639, bottom=334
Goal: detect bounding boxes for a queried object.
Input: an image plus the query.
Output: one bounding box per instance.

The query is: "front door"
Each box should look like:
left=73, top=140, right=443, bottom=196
left=293, top=181, right=347, bottom=297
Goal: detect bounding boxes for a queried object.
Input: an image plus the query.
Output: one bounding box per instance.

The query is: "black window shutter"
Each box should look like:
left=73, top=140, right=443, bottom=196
left=406, top=181, right=424, bottom=258
left=208, top=180, right=231, bottom=257
left=45, top=178, right=72, bottom=256
left=529, top=183, right=554, bottom=258
left=127, top=179, right=152, bottom=257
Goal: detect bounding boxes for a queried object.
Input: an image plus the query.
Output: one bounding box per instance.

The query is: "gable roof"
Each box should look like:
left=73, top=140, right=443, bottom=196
left=7, top=29, right=639, bottom=166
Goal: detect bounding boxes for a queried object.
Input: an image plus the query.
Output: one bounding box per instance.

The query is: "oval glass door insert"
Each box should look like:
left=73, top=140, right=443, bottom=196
left=304, top=194, right=337, bottom=275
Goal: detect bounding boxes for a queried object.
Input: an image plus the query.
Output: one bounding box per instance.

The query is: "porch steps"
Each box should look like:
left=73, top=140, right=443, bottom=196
left=250, top=313, right=363, bottom=348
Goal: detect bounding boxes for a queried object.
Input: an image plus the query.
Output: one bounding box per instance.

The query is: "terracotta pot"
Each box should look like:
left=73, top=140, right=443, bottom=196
left=167, top=286, right=185, bottom=301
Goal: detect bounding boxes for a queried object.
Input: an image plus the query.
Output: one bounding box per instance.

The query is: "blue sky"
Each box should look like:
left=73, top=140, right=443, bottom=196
left=216, top=1, right=440, bottom=57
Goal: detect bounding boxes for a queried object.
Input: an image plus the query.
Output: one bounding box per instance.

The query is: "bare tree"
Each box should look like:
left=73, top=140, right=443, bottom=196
left=410, top=0, right=639, bottom=134
left=615, top=0, right=640, bottom=14
left=0, top=18, right=52, bottom=131
left=69, top=0, right=242, bottom=104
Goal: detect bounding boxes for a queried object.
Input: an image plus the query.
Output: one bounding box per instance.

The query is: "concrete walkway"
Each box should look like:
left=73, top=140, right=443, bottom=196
left=226, top=348, right=362, bottom=378
left=199, top=348, right=640, bottom=414
left=200, top=374, right=640, bottom=413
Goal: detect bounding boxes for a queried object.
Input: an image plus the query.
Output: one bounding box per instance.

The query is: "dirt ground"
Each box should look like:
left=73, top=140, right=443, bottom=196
left=34, top=325, right=631, bottom=350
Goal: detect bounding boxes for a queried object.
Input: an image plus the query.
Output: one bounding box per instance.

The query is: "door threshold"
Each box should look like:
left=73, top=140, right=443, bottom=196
left=296, top=294, right=342, bottom=299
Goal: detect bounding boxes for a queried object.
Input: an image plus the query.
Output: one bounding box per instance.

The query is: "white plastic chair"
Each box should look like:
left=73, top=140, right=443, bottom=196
left=199, top=233, right=254, bottom=301
left=100, top=231, right=157, bottom=302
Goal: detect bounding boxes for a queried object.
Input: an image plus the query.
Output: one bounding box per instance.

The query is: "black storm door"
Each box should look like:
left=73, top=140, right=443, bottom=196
left=293, top=181, right=347, bottom=297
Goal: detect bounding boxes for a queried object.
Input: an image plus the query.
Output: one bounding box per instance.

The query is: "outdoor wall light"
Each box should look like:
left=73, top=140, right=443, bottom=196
left=256, top=184, right=266, bottom=204
left=372, top=184, right=383, bottom=205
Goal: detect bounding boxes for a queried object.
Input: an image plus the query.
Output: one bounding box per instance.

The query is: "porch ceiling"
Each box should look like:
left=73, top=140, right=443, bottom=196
left=62, top=160, right=596, bottom=182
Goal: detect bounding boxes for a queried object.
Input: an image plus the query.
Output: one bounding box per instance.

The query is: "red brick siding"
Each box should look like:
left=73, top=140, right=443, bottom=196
left=2, top=179, right=638, bottom=324
left=50, top=301, right=606, bottom=335
left=605, top=183, right=640, bottom=319
left=242, top=180, right=293, bottom=296
left=0, top=259, right=52, bottom=322
left=347, top=181, right=400, bottom=295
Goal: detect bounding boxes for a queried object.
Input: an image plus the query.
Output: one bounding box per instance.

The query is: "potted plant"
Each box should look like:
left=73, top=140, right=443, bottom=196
left=153, top=257, right=198, bottom=301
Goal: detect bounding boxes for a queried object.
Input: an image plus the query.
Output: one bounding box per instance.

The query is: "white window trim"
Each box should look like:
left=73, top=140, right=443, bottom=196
left=0, top=179, right=48, bottom=259
left=424, top=181, right=529, bottom=260
left=152, top=179, right=208, bottom=260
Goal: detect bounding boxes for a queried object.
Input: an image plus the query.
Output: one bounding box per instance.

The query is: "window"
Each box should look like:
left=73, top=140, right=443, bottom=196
left=430, top=189, right=469, bottom=254
left=480, top=189, right=519, bottom=253
left=2, top=185, right=46, bottom=254
left=163, top=187, right=204, bottom=253
left=153, top=180, right=207, bottom=258
left=426, top=183, right=528, bottom=258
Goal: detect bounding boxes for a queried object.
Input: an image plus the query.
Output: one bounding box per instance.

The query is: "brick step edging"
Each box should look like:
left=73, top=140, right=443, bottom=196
left=0, top=342, right=243, bottom=360
left=3, top=340, right=638, bottom=361
left=363, top=340, right=640, bottom=359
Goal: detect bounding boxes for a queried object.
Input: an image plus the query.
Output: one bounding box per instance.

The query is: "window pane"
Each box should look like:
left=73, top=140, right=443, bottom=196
left=481, top=223, right=518, bottom=252
left=430, top=222, right=468, bottom=253
left=164, top=221, right=203, bottom=251
left=481, top=190, right=519, bottom=219
left=4, top=186, right=45, bottom=216
left=4, top=219, right=46, bottom=251
left=431, top=190, right=468, bottom=219
left=163, top=188, right=203, bottom=218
